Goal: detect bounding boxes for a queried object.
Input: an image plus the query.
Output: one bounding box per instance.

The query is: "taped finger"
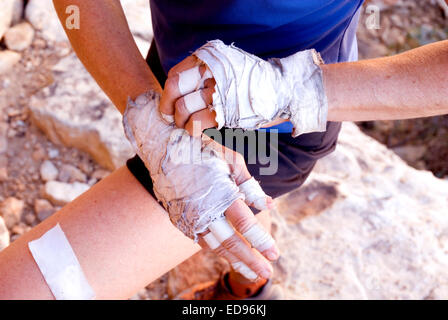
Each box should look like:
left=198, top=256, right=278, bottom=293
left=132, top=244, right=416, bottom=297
left=175, top=88, right=214, bottom=128
left=243, top=223, right=275, bottom=253
left=208, top=218, right=235, bottom=243
left=238, top=177, right=271, bottom=211
left=202, top=232, right=258, bottom=280
left=178, top=65, right=212, bottom=96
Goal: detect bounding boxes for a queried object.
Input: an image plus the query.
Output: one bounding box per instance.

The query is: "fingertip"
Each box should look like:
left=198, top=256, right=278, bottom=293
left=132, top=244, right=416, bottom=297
left=266, top=197, right=275, bottom=210
left=263, top=246, right=280, bottom=261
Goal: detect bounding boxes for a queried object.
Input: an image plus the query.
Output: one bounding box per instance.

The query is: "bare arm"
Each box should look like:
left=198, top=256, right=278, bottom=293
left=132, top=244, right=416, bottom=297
left=53, top=0, right=162, bottom=114
left=324, top=40, right=448, bottom=122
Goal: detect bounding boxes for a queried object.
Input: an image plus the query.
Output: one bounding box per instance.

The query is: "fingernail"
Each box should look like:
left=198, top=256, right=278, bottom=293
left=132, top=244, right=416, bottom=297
left=260, top=269, right=271, bottom=280
left=266, top=250, right=279, bottom=261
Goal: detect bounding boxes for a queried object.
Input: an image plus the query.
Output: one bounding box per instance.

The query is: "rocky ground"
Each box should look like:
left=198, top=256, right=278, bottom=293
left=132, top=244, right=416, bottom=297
left=358, top=0, right=448, bottom=177
left=0, top=0, right=447, bottom=300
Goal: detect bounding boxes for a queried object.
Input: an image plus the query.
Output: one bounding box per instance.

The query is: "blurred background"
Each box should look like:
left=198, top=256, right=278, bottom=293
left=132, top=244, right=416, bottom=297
left=0, top=0, right=447, bottom=299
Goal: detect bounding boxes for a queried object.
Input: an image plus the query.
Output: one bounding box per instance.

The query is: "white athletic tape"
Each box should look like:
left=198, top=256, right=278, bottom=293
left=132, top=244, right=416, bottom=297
left=208, top=218, right=235, bottom=243
left=239, top=177, right=268, bottom=210
left=178, top=66, right=213, bottom=96
left=242, top=224, right=275, bottom=253
left=124, top=91, right=243, bottom=241
left=178, top=66, right=202, bottom=95
left=28, top=224, right=95, bottom=300
left=231, top=261, right=258, bottom=280
left=183, top=91, right=207, bottom=114
left=160, top=113, right=174, bottom=124
left=203, top=232, right=221, bottom=250
left=193, top=40, right=328, bottom=137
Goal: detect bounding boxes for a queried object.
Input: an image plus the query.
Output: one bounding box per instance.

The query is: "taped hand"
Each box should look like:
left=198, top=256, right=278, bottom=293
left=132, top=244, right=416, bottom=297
left=123, top=91, right=279, bottom=281
left=159, top=40, right=329, bottom=138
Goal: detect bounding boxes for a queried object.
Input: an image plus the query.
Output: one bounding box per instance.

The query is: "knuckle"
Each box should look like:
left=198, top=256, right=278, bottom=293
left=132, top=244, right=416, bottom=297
left=174, top=100, right=189, bottom=127
left=167, top=68, right=176, bottom=78
left=165, top=76, right=179, bottom=93
left=214, top=246, right=227, bottom=257
left=223, top=236, right=244, bottom=253
left=231, top=215, right=256, bottom=234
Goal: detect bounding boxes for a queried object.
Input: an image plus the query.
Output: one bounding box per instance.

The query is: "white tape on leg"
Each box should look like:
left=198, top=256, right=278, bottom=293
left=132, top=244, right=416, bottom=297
left=208, top=218, right=235, bottom=243
left=231, top=261, right=258, bottom=280
left=184, top=91, right=207, bottom=114
left=238, top=177, right=268, bottom=210
left=242, top=224, right=275, bottom=253
left=203, top=232, right=221, bottom=250
left=28, top=224, right=95, bottom=300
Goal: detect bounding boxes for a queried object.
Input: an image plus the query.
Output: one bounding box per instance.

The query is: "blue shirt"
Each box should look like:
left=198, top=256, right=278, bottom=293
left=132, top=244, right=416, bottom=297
left=150, top=0, right=364, bottom=132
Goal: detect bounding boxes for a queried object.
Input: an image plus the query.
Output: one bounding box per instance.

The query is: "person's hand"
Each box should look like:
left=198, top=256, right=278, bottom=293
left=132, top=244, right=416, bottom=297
left=197, top=137, right=279, bottom=280
left=124, top=91, right=279, bottom=281
left=159, top=55, right=219, bottom=135
left=160, top=40, right=329, bottom=138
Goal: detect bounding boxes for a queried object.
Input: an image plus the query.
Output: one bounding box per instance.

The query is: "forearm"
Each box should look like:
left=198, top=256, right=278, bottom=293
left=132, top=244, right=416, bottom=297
left=324, top=40, right=448, bottom=122
left=53, top=0, right=161, bottom=114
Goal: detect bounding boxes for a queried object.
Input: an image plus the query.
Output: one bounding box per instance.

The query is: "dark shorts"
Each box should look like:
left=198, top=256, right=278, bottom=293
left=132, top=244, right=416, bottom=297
left=126, top=41, right=341, bottom=214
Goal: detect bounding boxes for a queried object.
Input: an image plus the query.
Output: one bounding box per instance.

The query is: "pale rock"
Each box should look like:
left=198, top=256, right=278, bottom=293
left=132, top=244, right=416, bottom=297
left=58, top=164, right=87, bottom=183
left=48, top=148, right=59, bottom=159
left=0, top=197, right=24, bottom=229
left=0, top=123, right=8, bottom=153
left=40, top=160, right=58, bottom=181
left=25, top=0, right=67, bottom=43
left=392, top=145, right=427, bottom=164
left=24, top=212, right=36, bottom=225
left=29, top=53, right=134, bottom=170
left=91, top=169, right=111, bottom=181
left=0, top=50, right=21, bottom=74
left=121, top=0, right=153, bottom=41
left=166, top=123, right=448, bottom=300
left=11, top=223, right=27, bottom=235
left=0, top=217, right=9, bottom=251
left=12, top=0, right=24, bottom=25
left=4, top=22, right=35, bottom=51
left=44, top=181, right=90, bottom=206
left=24, top=0, right=152, bottom=44
left=0, top=167, right=8, bottom=182
left=272, top=123, right=448, bottom=299
left=34, top=199, right=55, bottom=221
left=0, top=0, right=14, bottom=39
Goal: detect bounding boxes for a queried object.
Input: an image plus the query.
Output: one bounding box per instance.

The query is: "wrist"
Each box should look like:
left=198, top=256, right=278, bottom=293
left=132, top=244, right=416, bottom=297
left=278, top=49, right=329, bottom=137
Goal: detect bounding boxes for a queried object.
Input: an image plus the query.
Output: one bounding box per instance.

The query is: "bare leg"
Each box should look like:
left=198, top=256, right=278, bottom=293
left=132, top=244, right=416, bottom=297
left=0, top=166, right=201, bottom=300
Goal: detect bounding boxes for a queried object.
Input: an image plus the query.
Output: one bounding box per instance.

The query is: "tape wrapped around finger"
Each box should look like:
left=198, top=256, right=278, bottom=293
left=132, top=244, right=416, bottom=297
left=231, top=261, right=258, bottom=280
left=183, top=91, right=207, bottom=114
left=203, top=232, right=221, bottom=250
left=178, top=66, right=213, bottom=96
left=242, top=224, right=275, bottom=253
left=208, top=218, right=235, bottom=243
left=238, top=177, right=269, bottom=210
left=160, top=113, right=175, bottom=124
left=203, top=232, right=258, bottom=280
